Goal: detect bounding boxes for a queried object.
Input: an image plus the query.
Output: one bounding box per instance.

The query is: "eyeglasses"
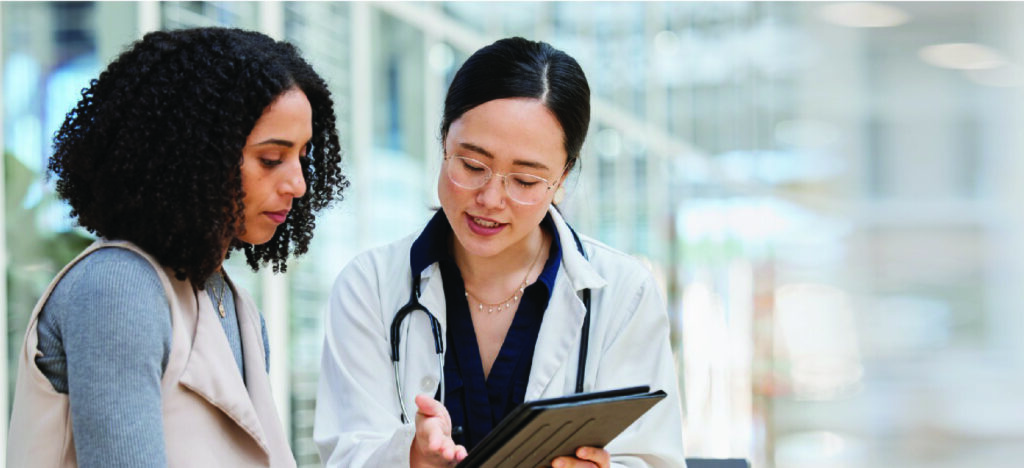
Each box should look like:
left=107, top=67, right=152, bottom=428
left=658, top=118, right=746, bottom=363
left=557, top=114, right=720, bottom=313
left=444, top=156, right=558, bottom=205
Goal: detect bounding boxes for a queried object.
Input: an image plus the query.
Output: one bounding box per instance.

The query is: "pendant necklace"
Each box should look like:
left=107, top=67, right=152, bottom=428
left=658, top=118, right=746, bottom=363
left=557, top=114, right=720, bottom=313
left=464, top=242, right=545, bottom=314
left=211, top=270, right=227, bottom=318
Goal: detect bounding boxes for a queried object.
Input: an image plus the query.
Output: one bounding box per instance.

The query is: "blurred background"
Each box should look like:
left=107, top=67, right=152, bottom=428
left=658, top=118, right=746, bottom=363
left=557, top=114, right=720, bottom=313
left=4, top=2, right=1024, bottom=467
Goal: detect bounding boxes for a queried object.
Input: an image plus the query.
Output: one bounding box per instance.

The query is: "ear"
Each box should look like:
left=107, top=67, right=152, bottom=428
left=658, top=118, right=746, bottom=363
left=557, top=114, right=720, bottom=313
left=557, top=168, right=570, bottom=186
left=552, top=166, right=570, bottom=205
left=553, top=186, right=566, bottom=205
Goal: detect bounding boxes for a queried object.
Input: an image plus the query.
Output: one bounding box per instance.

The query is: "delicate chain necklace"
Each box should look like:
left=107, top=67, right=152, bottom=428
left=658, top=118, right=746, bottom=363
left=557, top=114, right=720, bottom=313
left=464, top=241, right=545, bottom=314
left=211, top=270, right=227, bottom=318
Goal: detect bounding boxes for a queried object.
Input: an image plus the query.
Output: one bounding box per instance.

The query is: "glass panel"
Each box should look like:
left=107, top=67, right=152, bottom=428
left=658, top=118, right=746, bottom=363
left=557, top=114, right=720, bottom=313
left=3, top=0, right=139, bottom=412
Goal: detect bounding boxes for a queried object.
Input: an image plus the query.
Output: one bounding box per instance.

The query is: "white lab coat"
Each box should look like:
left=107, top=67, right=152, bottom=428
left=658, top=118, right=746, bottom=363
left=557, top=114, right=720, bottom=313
left=314, top=207, right=686, bottom=467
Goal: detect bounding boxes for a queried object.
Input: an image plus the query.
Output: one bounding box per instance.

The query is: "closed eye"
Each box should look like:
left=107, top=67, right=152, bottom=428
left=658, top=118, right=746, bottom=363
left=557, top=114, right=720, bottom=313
left=512, top=176, right=541, bottom=188
left=460, top=158, right=487, bottom=173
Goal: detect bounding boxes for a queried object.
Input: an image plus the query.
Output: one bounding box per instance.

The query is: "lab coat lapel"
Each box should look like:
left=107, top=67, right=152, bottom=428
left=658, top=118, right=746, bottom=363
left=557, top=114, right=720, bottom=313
left=548, top=207, right=606, bottom=291
left=525, top=208, right=608, bottom=400
left=178, top=285, right=271, bottom=455
left=526, top=275, right=588, bottom=400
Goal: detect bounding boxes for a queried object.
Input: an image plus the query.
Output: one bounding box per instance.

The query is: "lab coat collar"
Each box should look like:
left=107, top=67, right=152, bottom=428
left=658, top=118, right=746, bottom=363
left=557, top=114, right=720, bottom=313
left=409, top=210, right=451, bottom=278
left=547, top=206, right=607, bottom=291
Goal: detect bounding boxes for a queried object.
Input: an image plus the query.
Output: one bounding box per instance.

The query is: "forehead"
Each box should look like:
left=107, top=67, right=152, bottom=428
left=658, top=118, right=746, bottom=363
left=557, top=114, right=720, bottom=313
left=246, top=88, right=313, bottom=143
left=445, top=98, right=567, bottom=170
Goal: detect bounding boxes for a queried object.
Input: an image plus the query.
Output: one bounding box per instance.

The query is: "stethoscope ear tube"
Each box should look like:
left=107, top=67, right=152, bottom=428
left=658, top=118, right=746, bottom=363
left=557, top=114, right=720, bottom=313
left=391, top=274, right=424, bottom=362
left=575, top=288, right=591, bottom=394
left=429, top=315, right=445, bottom=355
left=571, top=226, right=591, bottom=394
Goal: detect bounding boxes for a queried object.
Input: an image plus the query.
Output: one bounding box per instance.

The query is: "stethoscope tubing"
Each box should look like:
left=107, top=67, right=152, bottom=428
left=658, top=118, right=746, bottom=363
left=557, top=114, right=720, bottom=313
left=390, top=274, right=446, bottom=423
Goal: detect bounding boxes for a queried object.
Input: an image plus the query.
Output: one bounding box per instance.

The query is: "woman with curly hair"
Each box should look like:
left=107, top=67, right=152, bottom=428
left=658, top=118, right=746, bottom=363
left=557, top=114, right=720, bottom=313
left=7, top=27, right=346, bottom=468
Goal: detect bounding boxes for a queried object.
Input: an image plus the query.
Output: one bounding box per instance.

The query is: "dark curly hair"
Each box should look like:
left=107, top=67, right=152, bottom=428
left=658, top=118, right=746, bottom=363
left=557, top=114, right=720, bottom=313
left=48, top=27, right=347, bottom=285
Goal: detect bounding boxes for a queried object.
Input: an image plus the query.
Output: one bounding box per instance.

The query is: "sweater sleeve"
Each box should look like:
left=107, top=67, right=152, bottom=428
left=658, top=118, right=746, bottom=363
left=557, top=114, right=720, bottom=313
left=41, top=247, right=172, bottom=468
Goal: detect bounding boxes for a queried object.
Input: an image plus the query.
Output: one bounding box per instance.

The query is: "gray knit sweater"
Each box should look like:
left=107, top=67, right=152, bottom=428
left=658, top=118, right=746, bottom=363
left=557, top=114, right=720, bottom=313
left=34, top=247, right=269, bottom=468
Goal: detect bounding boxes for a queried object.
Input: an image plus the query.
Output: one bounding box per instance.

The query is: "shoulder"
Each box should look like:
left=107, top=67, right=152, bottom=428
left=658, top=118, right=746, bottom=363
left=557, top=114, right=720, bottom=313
left=332, top=230, right=417, bottom=289
left=549, top=208, right=653, bottom=292
left=325, top=231, right=419, bottom=334
left=575, top=235, right=667, bottom=323
left=578, top=235, right=655, bottom=285
left=55, top=245, right=167, bottom=301
left=45, top=244, right=172, bottom=350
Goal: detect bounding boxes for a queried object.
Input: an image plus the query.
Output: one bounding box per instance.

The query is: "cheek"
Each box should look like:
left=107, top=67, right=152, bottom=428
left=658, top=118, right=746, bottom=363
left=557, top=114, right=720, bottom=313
left=519, top=205, right=548, bottom=225
left=240, top=178, right=276, bottom=218
left=240, top=162, right=257, bottom=190
left=438, top=174, right=466, bottom=205
left=240, top=175, right=259, bottom=206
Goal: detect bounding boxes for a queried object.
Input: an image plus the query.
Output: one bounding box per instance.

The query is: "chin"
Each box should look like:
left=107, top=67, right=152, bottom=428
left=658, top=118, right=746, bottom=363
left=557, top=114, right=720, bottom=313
left=456, top=233, right=507, bottom=258
left=238, top=231, right=276, bottom=246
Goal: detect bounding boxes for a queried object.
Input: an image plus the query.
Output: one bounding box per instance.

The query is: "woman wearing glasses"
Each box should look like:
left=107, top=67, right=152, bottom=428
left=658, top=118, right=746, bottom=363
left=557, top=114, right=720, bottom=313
left=315, top=37, right=684, bottom=468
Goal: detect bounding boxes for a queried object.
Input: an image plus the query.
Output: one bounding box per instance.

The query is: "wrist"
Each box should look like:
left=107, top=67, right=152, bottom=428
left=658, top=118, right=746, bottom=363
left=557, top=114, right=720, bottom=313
left=409, top=441, right=422, bottom=468
left=409, top=438, right=431, bottom=468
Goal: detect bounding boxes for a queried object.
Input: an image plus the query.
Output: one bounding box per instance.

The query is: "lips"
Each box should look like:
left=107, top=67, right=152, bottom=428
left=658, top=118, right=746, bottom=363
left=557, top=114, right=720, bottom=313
left=466, top=214, right=506, bottom=235
left=264, top=210, right=290, bottom=224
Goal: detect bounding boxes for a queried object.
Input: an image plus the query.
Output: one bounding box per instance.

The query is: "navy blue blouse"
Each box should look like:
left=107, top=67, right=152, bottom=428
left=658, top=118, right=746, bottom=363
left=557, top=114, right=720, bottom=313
left=409, top=210, right=562, bottom=450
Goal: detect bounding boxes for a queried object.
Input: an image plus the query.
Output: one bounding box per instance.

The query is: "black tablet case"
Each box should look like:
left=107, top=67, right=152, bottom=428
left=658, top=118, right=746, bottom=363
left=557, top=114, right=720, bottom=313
left=456, top=386, right=667, bottom=468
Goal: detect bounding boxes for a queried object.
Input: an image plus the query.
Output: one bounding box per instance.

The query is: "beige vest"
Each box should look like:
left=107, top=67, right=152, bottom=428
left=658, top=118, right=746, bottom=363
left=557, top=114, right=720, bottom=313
left=6, top=240, right=296, bottom=468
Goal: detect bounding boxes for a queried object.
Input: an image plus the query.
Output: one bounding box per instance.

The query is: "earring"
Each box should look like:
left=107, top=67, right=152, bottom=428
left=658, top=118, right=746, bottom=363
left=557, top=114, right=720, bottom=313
left=553, top=186, right=566, bottom=204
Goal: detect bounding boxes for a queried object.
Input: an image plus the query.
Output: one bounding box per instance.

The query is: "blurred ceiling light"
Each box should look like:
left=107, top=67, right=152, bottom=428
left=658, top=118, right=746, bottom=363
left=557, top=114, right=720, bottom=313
left=966, top=63, right=1024, bottom=87
left=427, top=42, right=454, bottom=74
left=919, top=43, right=1007, bottom=70
left=596, top=128, right=623, bottom=160
left=817, top=2, right=909, bottom=28
left=653, top=30, right=680, bottom=53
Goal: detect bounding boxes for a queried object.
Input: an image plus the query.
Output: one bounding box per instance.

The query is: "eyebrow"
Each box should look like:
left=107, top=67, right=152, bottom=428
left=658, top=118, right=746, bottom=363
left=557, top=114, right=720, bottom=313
left=253, top=138, right=298, bottom=148
left=457, top=142, right=551, bottom=171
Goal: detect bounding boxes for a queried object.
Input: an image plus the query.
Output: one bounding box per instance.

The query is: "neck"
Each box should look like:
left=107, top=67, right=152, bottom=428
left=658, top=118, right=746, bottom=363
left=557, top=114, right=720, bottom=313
left=455, top=228, right=548, bottom=289
left=220, top=241, right=231, bottom=265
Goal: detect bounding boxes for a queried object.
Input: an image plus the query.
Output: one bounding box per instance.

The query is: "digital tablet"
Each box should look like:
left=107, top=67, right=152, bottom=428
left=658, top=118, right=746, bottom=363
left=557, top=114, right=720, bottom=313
left=456, top=386, right=667, bottom=468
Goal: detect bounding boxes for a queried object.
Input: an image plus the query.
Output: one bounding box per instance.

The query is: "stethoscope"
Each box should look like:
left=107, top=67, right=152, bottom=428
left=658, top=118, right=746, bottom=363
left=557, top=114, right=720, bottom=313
left=389, top=230, right=592, bottom=424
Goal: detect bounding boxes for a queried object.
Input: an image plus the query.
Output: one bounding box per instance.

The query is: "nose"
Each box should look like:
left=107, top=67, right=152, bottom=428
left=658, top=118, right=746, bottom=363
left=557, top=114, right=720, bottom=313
left=475, top=174, right=505, bottom=209
left=282, top=158, right=307, bottom=199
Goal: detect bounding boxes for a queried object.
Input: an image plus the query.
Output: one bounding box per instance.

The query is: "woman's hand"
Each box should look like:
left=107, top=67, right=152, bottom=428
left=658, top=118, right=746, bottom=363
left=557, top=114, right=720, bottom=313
left=410, top=394, right=468, bottom=467
left=551, top=446, right=611, bottom=468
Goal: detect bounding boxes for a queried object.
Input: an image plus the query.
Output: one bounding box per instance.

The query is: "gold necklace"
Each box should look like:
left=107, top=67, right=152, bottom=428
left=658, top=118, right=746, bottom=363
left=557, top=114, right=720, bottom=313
left=464, top=241, right=545, bottom=314
left=212, top=270, right=227, bottom=318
